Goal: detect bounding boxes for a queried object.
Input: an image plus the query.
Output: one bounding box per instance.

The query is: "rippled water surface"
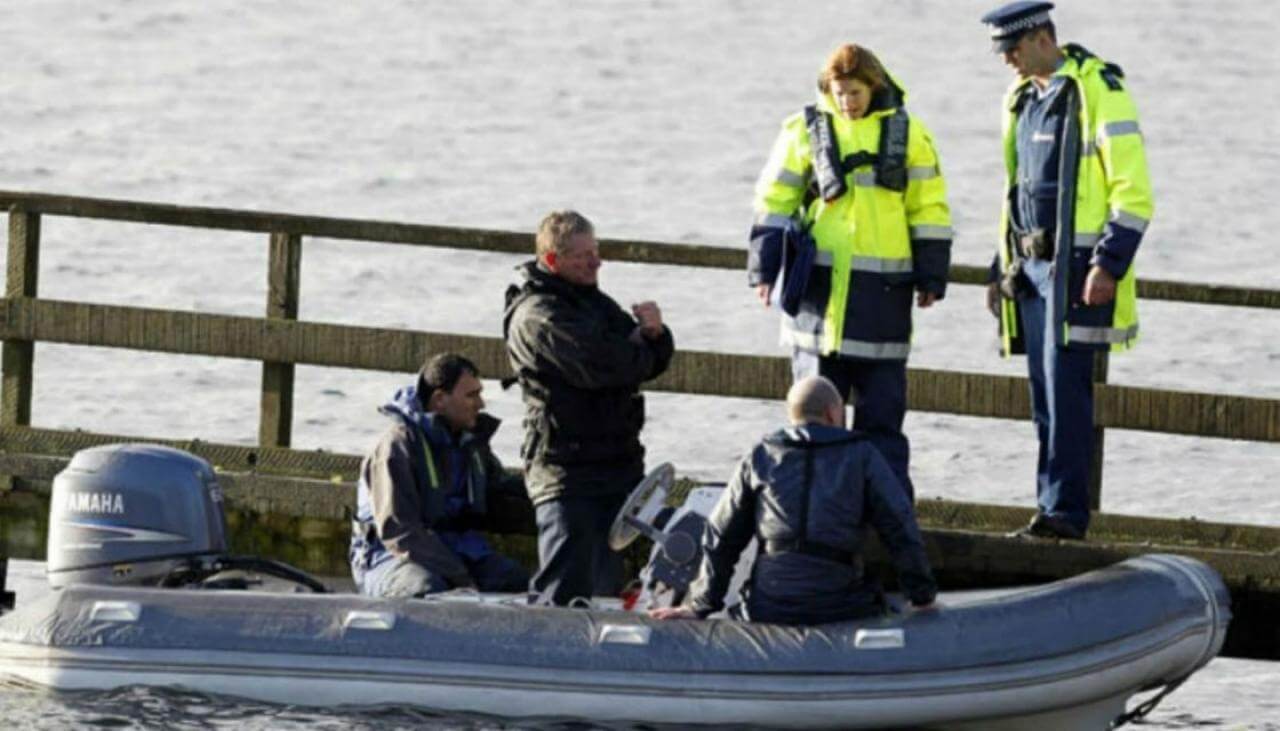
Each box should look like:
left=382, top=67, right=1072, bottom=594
left=2, top=0, right=1279, bottom=728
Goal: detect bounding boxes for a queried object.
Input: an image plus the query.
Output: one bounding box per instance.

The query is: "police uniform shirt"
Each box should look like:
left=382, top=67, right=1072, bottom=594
left=1013, top=69, right=1067, bottom=237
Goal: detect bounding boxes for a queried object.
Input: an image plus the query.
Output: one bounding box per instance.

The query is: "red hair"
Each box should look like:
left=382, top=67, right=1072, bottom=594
left=818, top=44, right=887, bottom=93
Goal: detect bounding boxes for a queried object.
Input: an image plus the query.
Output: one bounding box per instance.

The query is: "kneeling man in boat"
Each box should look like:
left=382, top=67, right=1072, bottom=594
left=349, top=353, right=530, bottom=597
left=651, top=376, right=936, bottom=624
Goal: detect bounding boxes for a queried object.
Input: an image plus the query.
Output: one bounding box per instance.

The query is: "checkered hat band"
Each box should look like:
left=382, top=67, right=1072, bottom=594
left=991, top=10, right=1051, bottom=38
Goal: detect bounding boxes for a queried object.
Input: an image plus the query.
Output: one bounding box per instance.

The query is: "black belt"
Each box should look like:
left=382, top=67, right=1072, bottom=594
left=762, top=538, right=854, bottom=565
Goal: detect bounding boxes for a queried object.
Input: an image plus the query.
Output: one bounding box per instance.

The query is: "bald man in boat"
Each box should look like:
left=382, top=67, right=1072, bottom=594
left=651, top=376, right=936, bottom=624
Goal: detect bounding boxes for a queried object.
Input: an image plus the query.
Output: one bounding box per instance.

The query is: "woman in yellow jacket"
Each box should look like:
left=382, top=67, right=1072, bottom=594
left=748, top=44, right=953, bottom=499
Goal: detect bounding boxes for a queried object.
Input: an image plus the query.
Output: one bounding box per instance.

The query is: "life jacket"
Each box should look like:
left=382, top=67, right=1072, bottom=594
left=805, top=104, right=910, bottom=201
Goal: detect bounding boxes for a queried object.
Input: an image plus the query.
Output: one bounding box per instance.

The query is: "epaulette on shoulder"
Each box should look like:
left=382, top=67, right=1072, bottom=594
left=1065, top=43, right=1125, bottom=92
left=1099, top=62, right=1125, bottom=91
left=1063, top=43, right=1093, bottom=65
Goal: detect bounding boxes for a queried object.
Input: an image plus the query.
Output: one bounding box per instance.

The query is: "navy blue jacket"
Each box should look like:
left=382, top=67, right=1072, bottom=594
left=686, top=424, right=936, bottom=624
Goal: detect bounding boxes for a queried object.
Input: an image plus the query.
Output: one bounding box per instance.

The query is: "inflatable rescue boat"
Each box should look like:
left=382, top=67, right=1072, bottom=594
left=0, top=445, right=1231, bottom=730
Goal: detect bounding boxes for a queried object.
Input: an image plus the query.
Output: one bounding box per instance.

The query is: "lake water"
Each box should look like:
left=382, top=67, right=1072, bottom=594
left=2, top=0, right=1278, bottom=727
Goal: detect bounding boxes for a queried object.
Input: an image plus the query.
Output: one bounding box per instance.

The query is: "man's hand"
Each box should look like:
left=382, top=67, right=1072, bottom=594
left=631, top=301, right=664, bottom=339
left=649, top=605, right=697, bottom=620
left=985, top=282, right=1001, bottom=319
left=1081, top=265, right=1117, bottom=305
left=917, top=291, right=939, bottom=309
left=756, top=283, right=773, bottom=308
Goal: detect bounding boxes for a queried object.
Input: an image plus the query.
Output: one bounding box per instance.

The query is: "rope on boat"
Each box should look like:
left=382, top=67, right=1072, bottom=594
left=1111, top=676, right=1188, bottom=728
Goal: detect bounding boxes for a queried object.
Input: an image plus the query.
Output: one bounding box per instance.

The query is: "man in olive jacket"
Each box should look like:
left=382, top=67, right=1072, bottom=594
left=504, top=210, right=675, bottom=606
left=349, top=354, right=529, bottom=597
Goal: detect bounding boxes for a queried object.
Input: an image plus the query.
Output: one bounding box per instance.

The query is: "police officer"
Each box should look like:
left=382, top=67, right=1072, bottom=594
left=981, top=2, right=1154, bottom=539
left=748, top=44, right=953, bottom=500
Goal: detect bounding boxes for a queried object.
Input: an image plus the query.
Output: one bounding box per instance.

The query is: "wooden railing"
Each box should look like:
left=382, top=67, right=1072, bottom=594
left=0, top=190, right=1277, bottom=502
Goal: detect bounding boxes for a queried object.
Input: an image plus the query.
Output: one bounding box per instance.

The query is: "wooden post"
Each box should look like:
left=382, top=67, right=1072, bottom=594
left=1088, top=350, right=1110, bottom=511
left=259, top=232, right=302, bottom=449
left=1, top=208, right=40, bottom=491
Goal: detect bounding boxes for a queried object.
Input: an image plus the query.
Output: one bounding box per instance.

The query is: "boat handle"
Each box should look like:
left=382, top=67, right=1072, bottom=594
left=854, top=628, right=904, bottom=649
left=598, top=624, right=652, bottom=646
left=343, top=610, right=397, bottom=631
left=89, top=600, right=141, bottom=623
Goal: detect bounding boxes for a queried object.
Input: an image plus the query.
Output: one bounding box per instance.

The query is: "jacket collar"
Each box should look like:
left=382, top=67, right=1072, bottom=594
left=379, top=384, right=500, bottom=447
left=517, top=260, right=598, bottom=299
left=417, top=411, right=500, bottom=449
left=766, top=423, right=863, bottom=447
left=1005, top=43, right=1103, bottom=110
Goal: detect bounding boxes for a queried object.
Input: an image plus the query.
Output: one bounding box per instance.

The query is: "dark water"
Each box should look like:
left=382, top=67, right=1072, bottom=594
left=0, top=684, right=615, bottom=731
left=4, top=683, right=1274, bottom=731
left=2, top=1, right=1279, bottom=727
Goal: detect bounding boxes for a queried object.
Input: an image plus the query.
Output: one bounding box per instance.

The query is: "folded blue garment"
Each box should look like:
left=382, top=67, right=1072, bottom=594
left=780, top=223, right=816, bottom=317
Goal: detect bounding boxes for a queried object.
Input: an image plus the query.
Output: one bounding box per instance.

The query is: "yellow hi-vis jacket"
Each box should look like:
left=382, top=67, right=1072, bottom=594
left=750, top=75, right=952, bottom=361
left=997, top=44, right=1154, bottom=355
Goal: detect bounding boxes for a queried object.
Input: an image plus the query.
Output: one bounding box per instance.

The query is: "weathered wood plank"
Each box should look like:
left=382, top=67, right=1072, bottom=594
left=0, top=425, right=362, bottom=480
left=1089, top=351, right=1110, bottom=510
left=0, top=190, right=737, bottom=268
left=2, top=190, right=1278, bottom=307
left=0, top=209, right=40, bottom=492
left=1, top=209, right=39, bottom=430
left=1, top=297, right=1277, bottom=441
left=260, top=232, right=302, bottom=448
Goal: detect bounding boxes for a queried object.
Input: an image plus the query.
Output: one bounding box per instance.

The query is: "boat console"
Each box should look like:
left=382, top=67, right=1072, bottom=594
left=608, top=463, right=755, bottom=613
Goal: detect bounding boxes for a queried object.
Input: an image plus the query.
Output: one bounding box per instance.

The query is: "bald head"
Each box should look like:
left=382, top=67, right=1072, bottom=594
left=786, top=376, right=845, bottom=426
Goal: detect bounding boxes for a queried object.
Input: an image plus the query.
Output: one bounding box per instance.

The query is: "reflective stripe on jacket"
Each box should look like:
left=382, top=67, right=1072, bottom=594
left=997, top=44, right=1153, bottom=354
left=750, top=72, right=952, bottom=361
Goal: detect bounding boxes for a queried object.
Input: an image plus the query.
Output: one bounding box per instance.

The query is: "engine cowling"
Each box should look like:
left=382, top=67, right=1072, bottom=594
left=46, top=444, right=229, bottom=588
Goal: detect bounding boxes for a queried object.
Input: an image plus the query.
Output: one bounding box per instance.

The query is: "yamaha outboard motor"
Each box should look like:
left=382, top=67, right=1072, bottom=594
left=47, top=443, right=325, bottom=592
left=48, top=444, right=227, bottom=588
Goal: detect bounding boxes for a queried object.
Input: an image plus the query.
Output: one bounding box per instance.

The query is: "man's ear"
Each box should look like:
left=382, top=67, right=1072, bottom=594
left=542, top=251, right=558, bottom=272
left=827, top=403, right=846, bottom=429
left=425, top=388, right=445, bottom=413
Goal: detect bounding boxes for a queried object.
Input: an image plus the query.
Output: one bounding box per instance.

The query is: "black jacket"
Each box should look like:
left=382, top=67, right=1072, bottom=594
left=503, top=261, right=675, bottom=504
left=686, top=424, right=936, bottom=624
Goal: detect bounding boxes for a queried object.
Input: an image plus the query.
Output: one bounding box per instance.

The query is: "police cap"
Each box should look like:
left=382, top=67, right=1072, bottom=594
left=981, top=1, right=1055, bottom=53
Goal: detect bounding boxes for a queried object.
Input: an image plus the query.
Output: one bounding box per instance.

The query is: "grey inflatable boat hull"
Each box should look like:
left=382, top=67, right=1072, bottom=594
left=0, top=554, right=1230, bottom=730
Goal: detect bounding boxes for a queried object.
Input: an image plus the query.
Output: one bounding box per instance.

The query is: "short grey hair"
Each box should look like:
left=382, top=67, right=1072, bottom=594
left=535, top=210, right=594, bottom=259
